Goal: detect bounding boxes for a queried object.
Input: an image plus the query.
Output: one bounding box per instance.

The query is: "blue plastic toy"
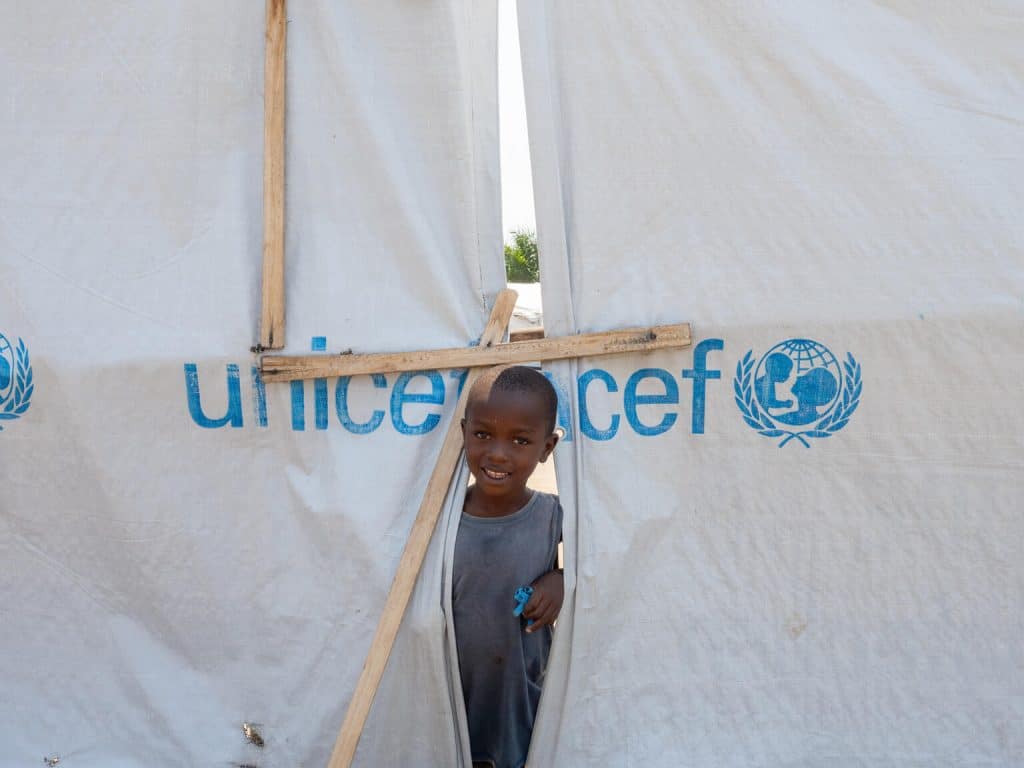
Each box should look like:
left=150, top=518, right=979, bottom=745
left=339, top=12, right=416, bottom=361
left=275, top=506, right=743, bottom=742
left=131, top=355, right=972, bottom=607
left=513, top=586, right=534, bottom=626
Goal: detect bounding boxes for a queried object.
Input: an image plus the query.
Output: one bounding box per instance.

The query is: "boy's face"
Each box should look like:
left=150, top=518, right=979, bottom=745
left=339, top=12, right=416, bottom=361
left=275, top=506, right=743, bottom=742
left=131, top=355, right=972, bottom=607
left=461, top=387, right=558, bottom=503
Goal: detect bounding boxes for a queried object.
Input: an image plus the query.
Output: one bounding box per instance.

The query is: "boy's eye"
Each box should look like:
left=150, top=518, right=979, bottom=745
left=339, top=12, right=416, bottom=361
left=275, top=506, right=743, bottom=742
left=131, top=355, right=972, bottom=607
left=473, top=431, right=490, bottom=439
left=513, top=437, right=530, bottom=446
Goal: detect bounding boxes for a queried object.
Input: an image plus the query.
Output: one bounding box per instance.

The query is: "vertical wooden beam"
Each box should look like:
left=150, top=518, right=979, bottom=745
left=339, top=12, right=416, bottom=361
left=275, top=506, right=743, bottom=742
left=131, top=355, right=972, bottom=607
left=326, top=290, right=519, bottom=768
left=259, top=0, right=287, bottom=349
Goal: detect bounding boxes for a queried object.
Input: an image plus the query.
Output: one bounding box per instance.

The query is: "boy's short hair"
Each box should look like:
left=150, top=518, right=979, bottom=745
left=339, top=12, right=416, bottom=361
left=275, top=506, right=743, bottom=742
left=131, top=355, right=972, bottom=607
left=468, top=365, right=559, bottom=433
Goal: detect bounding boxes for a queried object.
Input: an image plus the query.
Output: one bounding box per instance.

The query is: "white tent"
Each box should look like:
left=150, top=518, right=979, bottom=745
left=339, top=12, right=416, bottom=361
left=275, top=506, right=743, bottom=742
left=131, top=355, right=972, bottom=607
left=2, top=2, right=1022, bottom=766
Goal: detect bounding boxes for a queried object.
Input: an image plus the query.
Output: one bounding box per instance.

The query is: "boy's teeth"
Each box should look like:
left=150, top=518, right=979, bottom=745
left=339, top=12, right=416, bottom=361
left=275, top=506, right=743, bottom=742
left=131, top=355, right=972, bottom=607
left=484, top=468, right=509, bottom=479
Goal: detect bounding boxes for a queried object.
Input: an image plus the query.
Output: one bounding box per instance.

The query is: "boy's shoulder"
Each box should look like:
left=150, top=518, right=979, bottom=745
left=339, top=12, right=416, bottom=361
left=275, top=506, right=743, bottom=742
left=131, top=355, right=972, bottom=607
left=529, top=490, right=562, bottom=527
left=532, top=488, right=559, bottom=501
left=530, top=489, right=560, bottom=508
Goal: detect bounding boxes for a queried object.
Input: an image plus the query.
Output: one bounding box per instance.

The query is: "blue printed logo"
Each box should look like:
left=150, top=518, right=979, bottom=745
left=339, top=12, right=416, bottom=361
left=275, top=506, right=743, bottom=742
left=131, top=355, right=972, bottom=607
left=734, top=339, right=861, bottom=447
left=0, top=332, right=34, bottom=430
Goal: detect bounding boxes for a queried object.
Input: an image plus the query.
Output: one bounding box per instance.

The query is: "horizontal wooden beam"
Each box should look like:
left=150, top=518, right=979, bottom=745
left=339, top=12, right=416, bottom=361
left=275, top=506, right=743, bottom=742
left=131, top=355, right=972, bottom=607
left=260, top=322, right=691, bottom=382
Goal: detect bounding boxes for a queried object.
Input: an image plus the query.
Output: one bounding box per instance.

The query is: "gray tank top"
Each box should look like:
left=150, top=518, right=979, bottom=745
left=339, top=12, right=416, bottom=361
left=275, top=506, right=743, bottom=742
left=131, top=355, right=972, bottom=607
left=452, top=491, right=562, bottom=768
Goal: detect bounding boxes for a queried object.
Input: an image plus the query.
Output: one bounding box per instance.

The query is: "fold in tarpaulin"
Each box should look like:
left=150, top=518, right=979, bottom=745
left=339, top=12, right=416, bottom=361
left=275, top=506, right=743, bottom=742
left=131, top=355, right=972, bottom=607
left=519, top=1, right=1024, bottom=765
left=1, top=2, right=500, bottom=765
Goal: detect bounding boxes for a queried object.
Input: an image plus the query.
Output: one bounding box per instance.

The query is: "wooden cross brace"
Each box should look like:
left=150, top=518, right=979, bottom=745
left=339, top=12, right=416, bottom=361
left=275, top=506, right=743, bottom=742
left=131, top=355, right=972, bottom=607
left=260, top=290, right=690, bottom=767
left=259, top=317, right=690, bottom=382
left=259, top=0, right=287, bottom=351
left=249, top=8, right=689, bottom=762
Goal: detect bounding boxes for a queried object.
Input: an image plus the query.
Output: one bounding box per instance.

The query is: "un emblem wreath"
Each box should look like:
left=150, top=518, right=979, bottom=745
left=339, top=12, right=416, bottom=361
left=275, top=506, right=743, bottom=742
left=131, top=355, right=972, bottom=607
left=734, top=341, right=861, bottom=448
left=0, top=335, right=34, bottom=430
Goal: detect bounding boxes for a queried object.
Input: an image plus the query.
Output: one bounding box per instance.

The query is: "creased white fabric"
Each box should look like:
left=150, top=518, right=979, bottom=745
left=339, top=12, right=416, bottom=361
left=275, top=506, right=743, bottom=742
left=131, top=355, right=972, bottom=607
left=0, top=2, right=499, bottom=765
left=520, top=2, right=1024, bottom=765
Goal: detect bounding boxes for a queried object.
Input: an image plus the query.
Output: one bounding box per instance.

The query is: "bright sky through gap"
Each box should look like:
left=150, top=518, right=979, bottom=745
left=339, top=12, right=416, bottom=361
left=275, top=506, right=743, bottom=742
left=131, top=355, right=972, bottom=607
left=498, top=0, right=536, bottom=240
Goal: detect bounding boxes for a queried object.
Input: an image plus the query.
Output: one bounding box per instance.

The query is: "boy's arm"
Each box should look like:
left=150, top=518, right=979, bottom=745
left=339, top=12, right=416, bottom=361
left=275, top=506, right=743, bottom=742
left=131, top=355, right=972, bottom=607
left=522, top=569, right=564, bottom=633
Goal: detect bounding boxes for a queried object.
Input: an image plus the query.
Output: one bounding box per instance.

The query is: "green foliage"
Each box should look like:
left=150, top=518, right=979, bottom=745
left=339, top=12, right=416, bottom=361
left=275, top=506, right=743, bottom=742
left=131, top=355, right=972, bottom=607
left=504, top=228, right=540, bottom=283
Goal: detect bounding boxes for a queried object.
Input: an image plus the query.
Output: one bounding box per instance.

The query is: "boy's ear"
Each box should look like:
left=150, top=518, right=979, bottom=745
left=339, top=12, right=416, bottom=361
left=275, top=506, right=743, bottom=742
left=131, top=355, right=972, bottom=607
left=540, top=431, right=560, bottom=462
left=460, top=417, right=466, bottom=429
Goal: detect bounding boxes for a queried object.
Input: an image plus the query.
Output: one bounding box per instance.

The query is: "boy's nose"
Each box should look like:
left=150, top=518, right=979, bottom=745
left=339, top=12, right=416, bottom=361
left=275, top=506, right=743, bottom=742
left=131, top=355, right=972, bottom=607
left=485, top=442, right=511, bottom=464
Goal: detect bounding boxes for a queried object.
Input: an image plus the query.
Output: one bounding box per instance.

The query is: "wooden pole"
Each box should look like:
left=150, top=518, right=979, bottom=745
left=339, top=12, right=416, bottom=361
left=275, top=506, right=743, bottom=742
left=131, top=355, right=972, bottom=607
left=262, top=322, right=691, bottom=381
left=325, top=289, right=518, bottom=768
left=259, top=0, right=287, bottom=350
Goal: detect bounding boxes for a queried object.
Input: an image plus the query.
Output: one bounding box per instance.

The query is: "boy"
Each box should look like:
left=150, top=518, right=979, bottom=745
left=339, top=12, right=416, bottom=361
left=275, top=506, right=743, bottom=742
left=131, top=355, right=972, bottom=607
left=454, top=365, right=564, bottom=768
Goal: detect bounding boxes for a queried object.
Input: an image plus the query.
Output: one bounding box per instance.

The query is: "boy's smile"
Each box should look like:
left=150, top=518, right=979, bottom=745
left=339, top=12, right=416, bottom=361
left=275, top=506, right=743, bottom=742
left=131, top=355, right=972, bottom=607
left=461, top=387, right=558, bottom=517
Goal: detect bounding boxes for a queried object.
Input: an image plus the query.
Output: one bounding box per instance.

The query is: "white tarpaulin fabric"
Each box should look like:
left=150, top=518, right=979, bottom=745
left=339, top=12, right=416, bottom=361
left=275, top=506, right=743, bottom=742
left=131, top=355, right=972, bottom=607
left=1, top=2, right=500, bottom=765
left=519, top=2, right=1024, bottom=765
left=5, top=2, right=1024, bottom=766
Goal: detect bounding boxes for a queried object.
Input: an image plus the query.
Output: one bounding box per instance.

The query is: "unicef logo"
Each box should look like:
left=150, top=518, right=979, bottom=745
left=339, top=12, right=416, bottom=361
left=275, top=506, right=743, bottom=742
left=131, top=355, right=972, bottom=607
left=734, top=339, right=861, bottom=447
left=0, top=332, right=34, bottom=430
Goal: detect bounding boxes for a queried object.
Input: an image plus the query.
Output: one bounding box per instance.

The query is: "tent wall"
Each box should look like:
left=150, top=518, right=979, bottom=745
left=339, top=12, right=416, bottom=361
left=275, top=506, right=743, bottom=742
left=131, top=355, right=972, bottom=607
left=520, top=2, right=1024, bottom=765
left=3, top=1, right=1023, bottom=766
left=0, top=2, right=499, bottom=765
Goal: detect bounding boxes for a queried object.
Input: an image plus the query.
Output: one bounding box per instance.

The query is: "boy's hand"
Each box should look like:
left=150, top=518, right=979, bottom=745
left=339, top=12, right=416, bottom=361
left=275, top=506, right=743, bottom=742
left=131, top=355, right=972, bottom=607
left=523, top=570, right=564, bottom=633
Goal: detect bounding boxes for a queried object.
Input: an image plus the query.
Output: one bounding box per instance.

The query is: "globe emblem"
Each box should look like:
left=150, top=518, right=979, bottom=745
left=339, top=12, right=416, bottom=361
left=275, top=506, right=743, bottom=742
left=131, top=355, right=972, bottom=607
left=0, top=333, right=13, bottom=403
left=753, top=339, right=841, bottom=427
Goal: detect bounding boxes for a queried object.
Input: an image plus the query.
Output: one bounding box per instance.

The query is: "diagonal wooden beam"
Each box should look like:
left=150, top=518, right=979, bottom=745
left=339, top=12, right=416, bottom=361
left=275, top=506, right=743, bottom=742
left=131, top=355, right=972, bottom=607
left=258, top=0, right=287, bottom=350
left=326, top=289, right=518, bottom=768
left=262, top=322, right=691, bottom=381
